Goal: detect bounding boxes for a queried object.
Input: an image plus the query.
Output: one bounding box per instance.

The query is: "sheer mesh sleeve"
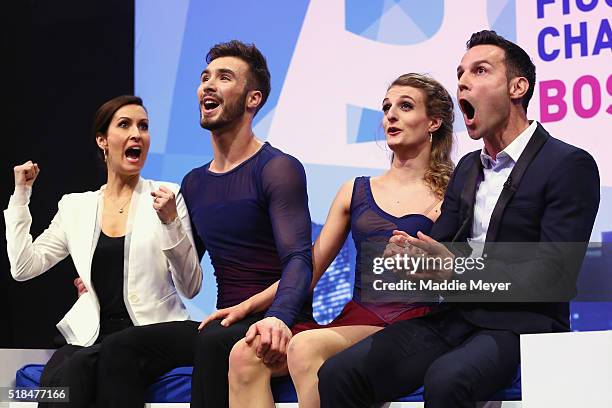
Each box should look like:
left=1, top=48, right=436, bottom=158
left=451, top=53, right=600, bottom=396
left=261, top=154, right=313, bottom=326
left=180, top=174, right=207, bottom=260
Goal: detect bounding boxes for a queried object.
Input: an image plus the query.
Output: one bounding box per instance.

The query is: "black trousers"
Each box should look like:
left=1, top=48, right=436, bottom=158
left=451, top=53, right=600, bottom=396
left=317, top=310, right=520, bottom=408
left=97, top=313, right=264, bottom=408
left=38, top=319, right=133, bottom=408
left=39, top=344, right=99, bottom=408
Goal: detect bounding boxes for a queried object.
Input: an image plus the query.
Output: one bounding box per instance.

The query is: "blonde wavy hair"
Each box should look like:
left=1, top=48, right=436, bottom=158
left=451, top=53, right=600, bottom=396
left=388, top=73, right=455, bottom=198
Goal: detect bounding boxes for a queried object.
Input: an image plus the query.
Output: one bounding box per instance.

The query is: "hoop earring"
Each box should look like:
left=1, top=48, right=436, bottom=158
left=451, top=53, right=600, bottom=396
left=103, top=149, right=108, bottom=162
left=429, top=132, right=433, bottom=143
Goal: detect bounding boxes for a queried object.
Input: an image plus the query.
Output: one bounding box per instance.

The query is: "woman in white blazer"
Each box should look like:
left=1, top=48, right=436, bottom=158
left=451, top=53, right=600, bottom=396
left=4, top=95, right=203, bottom=408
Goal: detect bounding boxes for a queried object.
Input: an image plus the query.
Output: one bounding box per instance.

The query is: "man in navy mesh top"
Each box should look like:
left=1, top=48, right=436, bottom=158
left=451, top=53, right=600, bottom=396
left=96, top=40, right=314, bottom=408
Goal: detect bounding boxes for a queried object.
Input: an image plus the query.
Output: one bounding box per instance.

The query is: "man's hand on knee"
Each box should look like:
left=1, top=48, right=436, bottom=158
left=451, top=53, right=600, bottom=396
left=198, top=301, right=252, bottom=330
left=245, top=317, right=292, bottom=365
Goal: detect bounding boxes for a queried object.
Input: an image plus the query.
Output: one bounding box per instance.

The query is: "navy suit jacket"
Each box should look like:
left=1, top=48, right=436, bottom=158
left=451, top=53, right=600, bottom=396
left=430, top=123, right=600, bottom=334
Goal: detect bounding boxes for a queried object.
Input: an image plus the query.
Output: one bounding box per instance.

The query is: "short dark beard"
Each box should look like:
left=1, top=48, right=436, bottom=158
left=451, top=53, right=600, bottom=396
left=200, top=88, right=249, bottom=131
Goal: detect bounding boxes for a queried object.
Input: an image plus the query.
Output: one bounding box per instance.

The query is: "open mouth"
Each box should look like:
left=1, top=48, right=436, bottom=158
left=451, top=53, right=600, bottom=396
left=125, top=146, right=142, bottom=163
left=459, top=99, right=475, bottom=123
left=387, top=126, right=402, bottom=136
left=202, top=98, right=221, bottom=113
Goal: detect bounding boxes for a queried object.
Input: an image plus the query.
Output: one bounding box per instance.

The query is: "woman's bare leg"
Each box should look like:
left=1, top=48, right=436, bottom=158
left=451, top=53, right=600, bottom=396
left=287, top=325, right=383, bottom=408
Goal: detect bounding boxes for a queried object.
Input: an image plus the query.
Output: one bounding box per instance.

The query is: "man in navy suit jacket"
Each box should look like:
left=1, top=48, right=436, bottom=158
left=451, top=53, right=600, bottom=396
left=317, top=30, right=600, bottom=408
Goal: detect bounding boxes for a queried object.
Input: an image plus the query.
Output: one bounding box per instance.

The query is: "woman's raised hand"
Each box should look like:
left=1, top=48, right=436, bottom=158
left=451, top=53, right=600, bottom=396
left=14, top=161, right=39, bottom=187
left=151, top=185, right=178, bottom=224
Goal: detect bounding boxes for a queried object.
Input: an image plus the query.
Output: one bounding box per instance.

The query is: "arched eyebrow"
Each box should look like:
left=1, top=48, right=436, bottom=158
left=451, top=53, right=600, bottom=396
left=200, top=67, right=236, bottom=79
left=383, top=95, right=416, bottom=104
left=115, top=116, right=148, bottom=123
left=398, top=95, right=416, bottom=103
left=458, top=59, right=494, bottom=76
left=215, top=68, right=236, bottom=77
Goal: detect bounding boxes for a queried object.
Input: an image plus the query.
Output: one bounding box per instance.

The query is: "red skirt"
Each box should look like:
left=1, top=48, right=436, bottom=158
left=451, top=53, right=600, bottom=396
left=291, top=300, right=429, bottom=335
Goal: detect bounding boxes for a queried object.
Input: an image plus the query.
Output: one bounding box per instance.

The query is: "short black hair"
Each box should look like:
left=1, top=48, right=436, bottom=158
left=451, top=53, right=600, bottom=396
left=206, top=40, right=271, bottom=116
left=467, top=30, right=536, bottom=112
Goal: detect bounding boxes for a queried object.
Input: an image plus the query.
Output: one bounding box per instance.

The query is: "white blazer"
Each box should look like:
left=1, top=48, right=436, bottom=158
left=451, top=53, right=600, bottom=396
left=4, top=177, right=203, bottom=346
